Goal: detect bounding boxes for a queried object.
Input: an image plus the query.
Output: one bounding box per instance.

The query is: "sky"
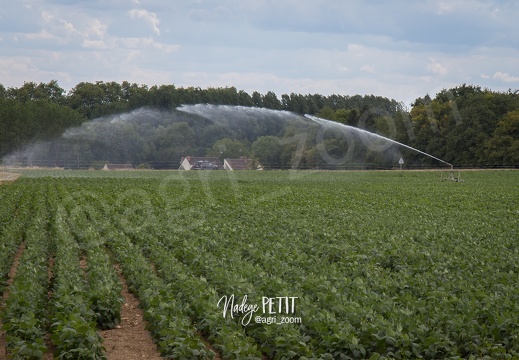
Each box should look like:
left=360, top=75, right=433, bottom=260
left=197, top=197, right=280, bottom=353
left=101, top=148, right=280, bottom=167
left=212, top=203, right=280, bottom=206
left=0, top=0, right=518, bottom=107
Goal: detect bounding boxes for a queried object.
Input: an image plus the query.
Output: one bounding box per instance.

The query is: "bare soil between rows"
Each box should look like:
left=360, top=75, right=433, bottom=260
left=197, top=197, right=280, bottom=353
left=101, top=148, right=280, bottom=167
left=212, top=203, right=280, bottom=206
left=0, top=172, right=20, bottom=186
left=100, top=266, right=163, bottom=360
left=0, top=246, right=164, bottom=359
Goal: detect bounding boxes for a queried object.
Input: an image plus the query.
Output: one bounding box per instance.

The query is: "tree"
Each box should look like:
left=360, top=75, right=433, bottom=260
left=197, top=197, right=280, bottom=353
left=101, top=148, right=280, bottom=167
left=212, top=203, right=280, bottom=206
left=262, top=91, right=282, bottom=110
left=6, top=81, right=65, bottom=103
left=2, top=79, right=518, bottom=168
left=251, top=91, right=263, bottom=107
left=485, top=110, right=519, bottom=166
left=251, top=136, right=281, bottom=169
left=200, top=124, right=237, bottom=149
left=68, top=82, right=108, bottom=118
left=67, top=81, right=130, bottom=118
left=150, top=122, right=196, bottom=166
left=154, top=122, right=196, bottom=149
left=238, top=90, right=253, bottom=106
left=149, top=84, right=179, bottom=109
left=0, top=97, right=85, bottom=159
left=331, top=109, right=349, bottom=124
left=208, top=138, right=248, bottom=160
left=122, top=81, right=150, bottom=109
left=316, top=106, right=335, bottom=120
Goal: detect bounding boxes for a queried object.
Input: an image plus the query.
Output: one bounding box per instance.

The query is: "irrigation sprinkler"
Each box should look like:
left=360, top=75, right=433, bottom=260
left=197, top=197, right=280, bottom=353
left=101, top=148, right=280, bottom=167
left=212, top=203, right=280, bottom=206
left=441, top=165, right=463, bottom=182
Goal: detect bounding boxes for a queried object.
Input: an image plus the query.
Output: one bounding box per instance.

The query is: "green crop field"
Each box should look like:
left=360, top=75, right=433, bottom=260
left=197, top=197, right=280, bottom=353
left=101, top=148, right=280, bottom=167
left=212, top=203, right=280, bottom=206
left=1, top=169, right=518, bottom=359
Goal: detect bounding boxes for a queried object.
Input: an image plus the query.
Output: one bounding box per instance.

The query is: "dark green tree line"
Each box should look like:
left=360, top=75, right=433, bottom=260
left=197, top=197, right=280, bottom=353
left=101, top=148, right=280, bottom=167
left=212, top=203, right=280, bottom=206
left=408, top=85, right=519, bottom=167
left=1, top=81, right=518, bottom=168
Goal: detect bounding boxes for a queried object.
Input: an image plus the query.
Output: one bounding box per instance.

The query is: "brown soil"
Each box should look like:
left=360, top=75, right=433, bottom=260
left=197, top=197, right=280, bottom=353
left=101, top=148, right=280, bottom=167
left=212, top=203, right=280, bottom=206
left=201, top=338, right=222, bottom=360
left=79, top=258, right=87, bottom=269
left=1, top=248, right=222, bottom=360
left=99, top=266, right=163, bottom=360
left=0, top=173, right=20, bottom=186
left=0, top=242, right=26, bottom=359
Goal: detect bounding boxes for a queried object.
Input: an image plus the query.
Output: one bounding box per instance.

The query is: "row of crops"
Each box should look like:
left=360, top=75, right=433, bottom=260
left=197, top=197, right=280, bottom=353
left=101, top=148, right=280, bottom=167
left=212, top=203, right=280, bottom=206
left=1, top=170, right=519, bottom=359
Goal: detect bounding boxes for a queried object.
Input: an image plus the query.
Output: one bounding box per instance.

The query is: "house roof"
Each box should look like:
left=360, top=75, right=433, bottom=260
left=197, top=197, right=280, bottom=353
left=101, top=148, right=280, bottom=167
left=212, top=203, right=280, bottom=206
left=180, top=156, right=222, bottom=165
left=179, top=156, right=223, bottom=170
left=224, top=158, right=254, bottom=170
left=103, top=163, right=134, bottom=170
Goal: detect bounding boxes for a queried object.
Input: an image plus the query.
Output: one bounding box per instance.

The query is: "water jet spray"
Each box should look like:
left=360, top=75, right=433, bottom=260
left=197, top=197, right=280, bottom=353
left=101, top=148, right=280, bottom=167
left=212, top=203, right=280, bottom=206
left=305, top=114, right=453, bottom=167
left=1, top=104, right=461, bottom=176
left=305, top=114, right=462, bottom=179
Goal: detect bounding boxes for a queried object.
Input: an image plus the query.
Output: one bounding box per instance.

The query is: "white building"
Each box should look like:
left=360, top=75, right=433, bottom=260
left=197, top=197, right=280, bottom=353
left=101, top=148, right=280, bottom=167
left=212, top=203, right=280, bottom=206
left=178, top=156, right=221, bottom=170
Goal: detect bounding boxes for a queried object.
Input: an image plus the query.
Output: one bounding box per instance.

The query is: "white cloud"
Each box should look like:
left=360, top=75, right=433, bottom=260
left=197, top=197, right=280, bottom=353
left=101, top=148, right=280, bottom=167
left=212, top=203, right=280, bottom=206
left=0, top=57, right=33, bottom=77
left=0, top=0, right=517, bottom=105
left=188, top=5, right=234, bottom=22
left=493, top=71, right=519, bottom=83
left=361, top=65, right=375, bottom=73
left=0, top=54, right=68, bottom=86
left=430, top=0, right=506, bottom=17
left=41, top=10, right=80, bottom=38
left=347, top=43, right=365, bottom=56
left=23, top=29, right=57, bottom=41
left=337, top=66, right=349, bottom=73
left=436, top=2, right=453, bottom=15
left=128, top=9, right=160, bottom=35
left=87, top=19, right=107, bottom=38
left=118, top=37, right=180, bottom=52
left=82, top=39, right=107, bottom=49
left=427, top=58, right=448, bottom=76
